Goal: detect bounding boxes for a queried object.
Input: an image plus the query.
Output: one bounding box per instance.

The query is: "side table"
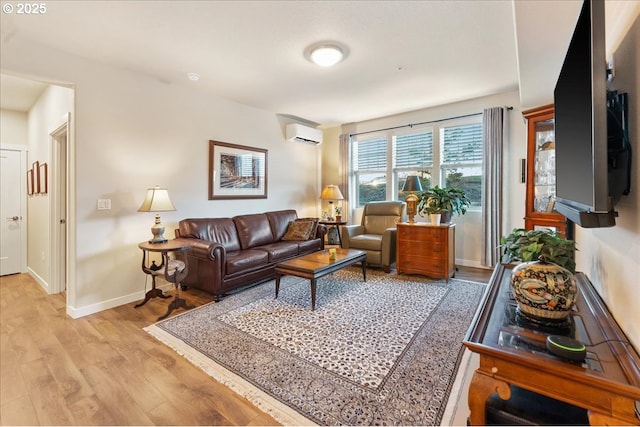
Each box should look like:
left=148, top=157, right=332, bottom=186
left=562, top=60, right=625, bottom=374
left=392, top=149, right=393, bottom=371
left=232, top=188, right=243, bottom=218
left=319, top=220, right=347, bottom=246
left=137, top=240, right=193, bottom=320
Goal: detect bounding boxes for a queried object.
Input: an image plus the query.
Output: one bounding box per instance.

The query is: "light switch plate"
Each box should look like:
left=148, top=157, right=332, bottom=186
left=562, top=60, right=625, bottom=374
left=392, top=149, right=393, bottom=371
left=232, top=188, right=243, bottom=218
left=97, top=199, right=111, bottom=210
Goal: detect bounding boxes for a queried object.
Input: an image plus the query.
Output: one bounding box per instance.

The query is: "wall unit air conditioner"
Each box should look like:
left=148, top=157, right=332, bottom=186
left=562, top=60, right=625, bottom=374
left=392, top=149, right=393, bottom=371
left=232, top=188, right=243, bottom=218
left=285, top=123, right=323, bottom=145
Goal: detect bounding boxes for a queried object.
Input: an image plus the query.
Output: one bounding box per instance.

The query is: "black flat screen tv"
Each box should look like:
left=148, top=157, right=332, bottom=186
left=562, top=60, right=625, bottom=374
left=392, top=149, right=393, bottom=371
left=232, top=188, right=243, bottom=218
left=553, top=0, right=631, bottom=228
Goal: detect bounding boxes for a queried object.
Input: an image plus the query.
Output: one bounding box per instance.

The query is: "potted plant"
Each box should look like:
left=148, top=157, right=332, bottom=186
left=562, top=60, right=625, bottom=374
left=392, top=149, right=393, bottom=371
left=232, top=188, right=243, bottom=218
left=421, top=197, right=443, bottom=225
left=500, top=228, right=578, bottom=320
left=335, top=206, right=343, bottom=222
left=417, top=186, right=471, bottom=223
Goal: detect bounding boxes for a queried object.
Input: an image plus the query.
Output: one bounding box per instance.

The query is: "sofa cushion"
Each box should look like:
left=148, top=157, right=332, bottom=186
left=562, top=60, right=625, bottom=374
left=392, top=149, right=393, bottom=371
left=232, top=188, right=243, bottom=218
left=297, top=238, right=323, bottom=253
left=254, top=242, right=299, bottom=262
left=225, top=249, right=269, bottom=275
left=178, top=218, right=241, bottom=251
left=282, top=220, right=315, bottom=241
left=266, top=210, right=299, bottom=240
left=233, top=213, right=274, bottom=249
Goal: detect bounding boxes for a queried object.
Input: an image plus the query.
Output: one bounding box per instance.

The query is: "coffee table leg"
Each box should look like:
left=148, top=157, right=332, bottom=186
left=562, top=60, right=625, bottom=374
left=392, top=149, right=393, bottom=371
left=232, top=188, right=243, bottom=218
left=275, top=274, right=281, bottom=299
left=311, top=279, right=316, bottom=311
left=361, top=260, right=367, bottom=282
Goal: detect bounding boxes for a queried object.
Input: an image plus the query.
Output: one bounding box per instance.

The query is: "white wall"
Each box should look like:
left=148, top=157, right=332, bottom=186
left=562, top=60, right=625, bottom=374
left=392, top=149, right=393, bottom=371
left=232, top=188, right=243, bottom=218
left=0, top=109, right=28, bottom=144
left=338, top=91, right=526, bottom=268
left=26, top=85, right=74, bottom=289
left=574, top=17, right=640, bottom=351
left=2, top=36, right=321, bottom=317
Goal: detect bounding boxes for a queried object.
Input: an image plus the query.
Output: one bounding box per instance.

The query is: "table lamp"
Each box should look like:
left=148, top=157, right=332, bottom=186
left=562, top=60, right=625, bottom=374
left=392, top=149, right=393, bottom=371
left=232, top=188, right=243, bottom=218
left=138, top=185, right=176, bottom=243
left=320, top=184, right=344, bottom=221
left=401, top=176, right=422, bottom=223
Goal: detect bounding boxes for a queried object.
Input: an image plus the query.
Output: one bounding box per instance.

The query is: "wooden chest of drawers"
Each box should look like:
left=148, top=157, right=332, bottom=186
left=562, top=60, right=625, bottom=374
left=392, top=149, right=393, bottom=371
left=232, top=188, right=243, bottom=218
left=396, top=222, right=455, bottom=281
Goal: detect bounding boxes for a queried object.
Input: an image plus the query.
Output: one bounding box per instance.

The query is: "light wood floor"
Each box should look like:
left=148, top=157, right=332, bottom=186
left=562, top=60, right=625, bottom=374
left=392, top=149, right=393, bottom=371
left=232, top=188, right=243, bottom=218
left=0, top=266, right=491, bottom=426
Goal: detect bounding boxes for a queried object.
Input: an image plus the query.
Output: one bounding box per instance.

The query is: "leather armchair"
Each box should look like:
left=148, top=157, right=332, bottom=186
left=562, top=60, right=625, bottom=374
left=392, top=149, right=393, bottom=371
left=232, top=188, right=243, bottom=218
left=341, top=201, right=406, bottom=273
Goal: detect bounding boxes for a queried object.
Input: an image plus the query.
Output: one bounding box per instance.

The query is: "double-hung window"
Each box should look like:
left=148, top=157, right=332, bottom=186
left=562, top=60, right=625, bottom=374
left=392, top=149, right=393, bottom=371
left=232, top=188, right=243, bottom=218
left=353, top=137, right=387, bottom=206
left=440, top=122, right=483, bottom=206
left=394, top=130, right=433, bottom=201
left=350, top=116, right=483, bottom=209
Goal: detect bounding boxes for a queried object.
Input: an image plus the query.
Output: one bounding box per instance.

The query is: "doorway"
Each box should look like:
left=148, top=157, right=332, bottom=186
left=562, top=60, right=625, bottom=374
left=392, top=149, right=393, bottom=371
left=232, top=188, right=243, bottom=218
left=49, top=115, right=69, bottom=294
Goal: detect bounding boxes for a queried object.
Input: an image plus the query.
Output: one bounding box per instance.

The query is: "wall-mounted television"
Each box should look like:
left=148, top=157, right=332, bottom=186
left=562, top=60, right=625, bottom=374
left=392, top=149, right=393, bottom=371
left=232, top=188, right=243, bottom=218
left=553, top=0, right=631, bottom=228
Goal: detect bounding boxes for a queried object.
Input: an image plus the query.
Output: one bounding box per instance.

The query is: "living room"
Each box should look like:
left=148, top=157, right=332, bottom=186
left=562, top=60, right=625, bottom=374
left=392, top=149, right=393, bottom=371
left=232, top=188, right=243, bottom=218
left=1, top=1, right=639, bottom=425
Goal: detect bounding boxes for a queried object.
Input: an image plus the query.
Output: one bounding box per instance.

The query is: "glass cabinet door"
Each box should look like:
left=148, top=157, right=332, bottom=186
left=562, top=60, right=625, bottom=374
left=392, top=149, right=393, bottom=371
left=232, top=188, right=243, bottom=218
left=533, top=118, right=556, bottom=213
left=523, top=105, right=566, bottom=236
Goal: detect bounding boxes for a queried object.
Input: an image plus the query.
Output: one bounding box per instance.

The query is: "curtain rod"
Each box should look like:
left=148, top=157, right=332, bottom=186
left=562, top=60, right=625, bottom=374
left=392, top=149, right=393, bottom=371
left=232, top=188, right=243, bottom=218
left=349, top=106, right=513, bottom=138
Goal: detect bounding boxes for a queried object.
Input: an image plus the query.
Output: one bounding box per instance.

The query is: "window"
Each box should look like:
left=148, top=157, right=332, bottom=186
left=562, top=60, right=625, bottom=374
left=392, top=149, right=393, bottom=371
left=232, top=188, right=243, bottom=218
left=351, top=116, right=483, bottom=208
left=353, top=137, right=387, bottom=206
left=394, top=131, right=433, bottom=201
left=440, top=122, right=483, bottom=206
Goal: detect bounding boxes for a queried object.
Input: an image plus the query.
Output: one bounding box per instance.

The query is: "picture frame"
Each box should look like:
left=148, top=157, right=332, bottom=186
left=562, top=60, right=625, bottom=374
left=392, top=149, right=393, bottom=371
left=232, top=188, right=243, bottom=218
left=33, top=161, right=40, bottom=194
left=39, top=162, right=48, bottom=194
left=27, top=169, right=34, bottom=196
left=209, top=140, right=268, bottom=200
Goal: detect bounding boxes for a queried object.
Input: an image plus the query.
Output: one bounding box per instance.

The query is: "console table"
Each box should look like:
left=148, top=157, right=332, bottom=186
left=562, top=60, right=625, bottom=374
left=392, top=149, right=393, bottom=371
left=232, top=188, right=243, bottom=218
left=463, top=263, right=640, bottom=425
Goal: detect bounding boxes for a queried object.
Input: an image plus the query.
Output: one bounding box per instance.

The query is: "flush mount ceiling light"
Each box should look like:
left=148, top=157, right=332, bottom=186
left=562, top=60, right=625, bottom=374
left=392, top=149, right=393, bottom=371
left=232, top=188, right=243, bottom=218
left=306, top=42, right=346, bottom=67
left=187, top=72, right=200, bottom=81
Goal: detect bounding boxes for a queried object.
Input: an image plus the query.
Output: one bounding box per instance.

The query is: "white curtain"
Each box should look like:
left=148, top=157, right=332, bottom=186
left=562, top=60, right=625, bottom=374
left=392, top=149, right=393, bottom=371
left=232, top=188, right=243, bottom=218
left=339, top=133, right=351, bottom=221
left=481, top=107, right=504, bottom=267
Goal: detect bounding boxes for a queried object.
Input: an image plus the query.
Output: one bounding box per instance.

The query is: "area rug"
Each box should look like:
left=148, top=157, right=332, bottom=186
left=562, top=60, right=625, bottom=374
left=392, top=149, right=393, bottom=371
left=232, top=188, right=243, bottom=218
left=145, top=267, right=485, bottom=425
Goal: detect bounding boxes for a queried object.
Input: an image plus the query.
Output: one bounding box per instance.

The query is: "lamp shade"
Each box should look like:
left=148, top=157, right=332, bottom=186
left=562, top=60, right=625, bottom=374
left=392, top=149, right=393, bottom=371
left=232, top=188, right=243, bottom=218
left=401, top=176, right=423, bottom=193
left=137, top=186, right=176, bottom=212
left=320, top=185, right=344, bottom=200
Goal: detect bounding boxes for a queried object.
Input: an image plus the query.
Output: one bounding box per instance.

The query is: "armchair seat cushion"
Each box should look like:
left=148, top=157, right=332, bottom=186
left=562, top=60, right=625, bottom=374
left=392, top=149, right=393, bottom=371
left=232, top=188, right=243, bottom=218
left=350, top=234, right=383, bottom=251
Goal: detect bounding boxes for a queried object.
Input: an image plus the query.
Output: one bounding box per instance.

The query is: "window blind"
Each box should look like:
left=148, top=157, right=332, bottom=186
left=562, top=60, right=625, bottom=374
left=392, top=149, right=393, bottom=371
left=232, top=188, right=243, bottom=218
left=396, top=132, right=433, bottom=168
left=442, top=123, right=483, bottom=164
left=356, top=137, right=386, bottom=170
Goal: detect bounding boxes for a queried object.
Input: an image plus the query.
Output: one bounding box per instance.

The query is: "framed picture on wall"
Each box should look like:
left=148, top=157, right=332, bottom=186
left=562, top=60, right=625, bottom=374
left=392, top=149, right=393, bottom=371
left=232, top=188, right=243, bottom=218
left=39, top=162, right=48, bottom=194
left=27, top=169, right=34, bottom=196
left=208, top=140, right=268, bottom=200
left=33, top=161, right=40, bottom=194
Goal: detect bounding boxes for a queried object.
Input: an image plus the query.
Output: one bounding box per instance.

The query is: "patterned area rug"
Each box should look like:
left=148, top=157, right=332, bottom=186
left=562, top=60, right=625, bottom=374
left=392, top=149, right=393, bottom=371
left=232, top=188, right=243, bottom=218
left=145, top=267, right=485, bottom=425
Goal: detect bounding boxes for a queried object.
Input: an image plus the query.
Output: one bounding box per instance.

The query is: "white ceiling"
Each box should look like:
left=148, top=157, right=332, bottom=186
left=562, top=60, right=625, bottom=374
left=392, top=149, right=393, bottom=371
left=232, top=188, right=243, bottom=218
left=1, top=1, right=638, bottom=126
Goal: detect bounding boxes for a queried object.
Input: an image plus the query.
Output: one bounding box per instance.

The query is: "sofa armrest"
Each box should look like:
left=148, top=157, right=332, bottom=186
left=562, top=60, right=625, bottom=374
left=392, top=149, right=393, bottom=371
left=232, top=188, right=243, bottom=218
left=341, top=225, right=365, bottom=249
left=315, top=224, right=328, bottom=249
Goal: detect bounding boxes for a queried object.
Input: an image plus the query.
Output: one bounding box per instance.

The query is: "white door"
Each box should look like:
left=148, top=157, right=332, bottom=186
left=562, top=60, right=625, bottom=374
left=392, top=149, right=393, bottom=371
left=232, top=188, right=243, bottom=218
left=0, top=149, right=25, bottom=276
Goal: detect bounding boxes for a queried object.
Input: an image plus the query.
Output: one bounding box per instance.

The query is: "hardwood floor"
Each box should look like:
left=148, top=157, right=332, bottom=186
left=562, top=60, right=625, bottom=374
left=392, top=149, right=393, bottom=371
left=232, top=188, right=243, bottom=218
left=0, top=266, right=491, bottom=426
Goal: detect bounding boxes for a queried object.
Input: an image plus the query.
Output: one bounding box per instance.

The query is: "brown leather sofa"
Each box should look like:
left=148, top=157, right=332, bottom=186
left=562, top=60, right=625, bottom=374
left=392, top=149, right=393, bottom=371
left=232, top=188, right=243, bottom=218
left=174, top=210, right=326, bottom=300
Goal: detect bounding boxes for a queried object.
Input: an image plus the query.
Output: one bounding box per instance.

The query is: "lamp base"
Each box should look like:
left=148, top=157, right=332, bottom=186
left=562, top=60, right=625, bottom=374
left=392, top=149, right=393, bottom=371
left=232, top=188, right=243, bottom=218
left=149, top=222, right=167, bottom=244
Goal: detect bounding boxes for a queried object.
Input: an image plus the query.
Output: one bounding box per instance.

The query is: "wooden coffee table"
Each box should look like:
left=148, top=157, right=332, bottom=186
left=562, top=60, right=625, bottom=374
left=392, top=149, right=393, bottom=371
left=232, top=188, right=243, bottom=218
left=275, top=248, right=367, bottom=310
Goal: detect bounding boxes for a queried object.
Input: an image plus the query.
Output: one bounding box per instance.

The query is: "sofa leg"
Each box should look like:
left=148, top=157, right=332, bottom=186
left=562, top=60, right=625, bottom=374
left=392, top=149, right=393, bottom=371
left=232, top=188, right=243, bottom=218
left=383, top=266, right=390, bottom=273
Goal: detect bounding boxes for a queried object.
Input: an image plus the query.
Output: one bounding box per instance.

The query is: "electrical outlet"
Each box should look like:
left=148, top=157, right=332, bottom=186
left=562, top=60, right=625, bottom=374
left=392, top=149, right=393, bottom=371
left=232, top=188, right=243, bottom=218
left=97, top=199, right=112, bottom=210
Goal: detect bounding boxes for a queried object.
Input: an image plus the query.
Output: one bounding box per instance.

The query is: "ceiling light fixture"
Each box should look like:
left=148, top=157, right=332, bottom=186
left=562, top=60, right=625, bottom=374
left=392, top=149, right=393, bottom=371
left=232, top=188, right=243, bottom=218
left=187, top=72, right=200, bottom=81
left=306, top=42, right=346, bottom=67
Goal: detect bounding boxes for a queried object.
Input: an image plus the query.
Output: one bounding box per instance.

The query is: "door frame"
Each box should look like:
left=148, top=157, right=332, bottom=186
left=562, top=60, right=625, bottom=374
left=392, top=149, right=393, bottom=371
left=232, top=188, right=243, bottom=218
left=48, top=113, right=75, bottom=308
left=0, top=143, right=28, bottom=274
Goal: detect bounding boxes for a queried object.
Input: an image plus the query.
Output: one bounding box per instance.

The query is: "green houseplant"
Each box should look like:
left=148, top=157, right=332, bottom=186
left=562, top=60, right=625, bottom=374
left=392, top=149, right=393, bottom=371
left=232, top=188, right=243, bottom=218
left=417, top=186, right=471, bottom=223
left=501, top=228, right=578, bottom=320
left=500, top=228, right=576, bottom=273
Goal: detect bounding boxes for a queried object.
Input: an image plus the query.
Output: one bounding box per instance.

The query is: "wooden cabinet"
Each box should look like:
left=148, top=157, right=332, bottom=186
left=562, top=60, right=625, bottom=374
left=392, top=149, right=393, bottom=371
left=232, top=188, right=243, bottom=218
left=396, top=223, right=455, bottom=281
left=523, top=104, right=566, bottom=236
left=463, top=264, right=640, bottom=425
